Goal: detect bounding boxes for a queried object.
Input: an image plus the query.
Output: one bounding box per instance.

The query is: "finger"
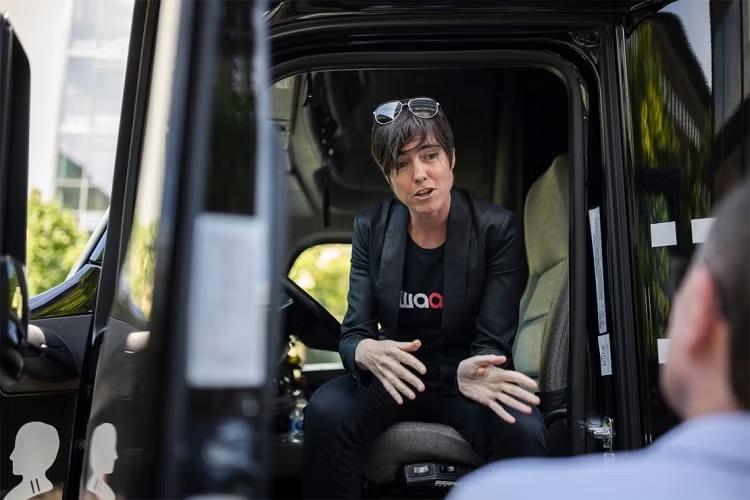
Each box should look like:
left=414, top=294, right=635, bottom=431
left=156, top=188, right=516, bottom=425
left=396, top=339, right=422, bottom=352
left=497, top=393, right=532, bottom=414
left=378, top=377, right=404, bottom=405
left=470, top=354, right=507, bottom=367
left=394, top=349, right=428, bottom=375
left=500, top=382, right=541, bottom=406
left=504, top=370, right=539, bottom=392
left=488, top=400, right=516, bottom=424
left=384, top=370, right=417, bottom=401
left=391, top=362, right=426, bottom=392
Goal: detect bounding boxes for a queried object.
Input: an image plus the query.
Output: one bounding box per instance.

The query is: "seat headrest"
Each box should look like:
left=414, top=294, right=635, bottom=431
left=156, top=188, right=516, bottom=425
left=524, top=154, right=570, bottom=273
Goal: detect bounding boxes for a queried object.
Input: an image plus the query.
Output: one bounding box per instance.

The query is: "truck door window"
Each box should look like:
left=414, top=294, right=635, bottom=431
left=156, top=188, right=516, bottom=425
left=289, top=244, right=351, bottom=366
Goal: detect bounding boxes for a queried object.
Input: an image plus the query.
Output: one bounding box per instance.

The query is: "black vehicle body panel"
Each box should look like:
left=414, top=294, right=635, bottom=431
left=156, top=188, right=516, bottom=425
left=0, top=14, right=29, bottom=262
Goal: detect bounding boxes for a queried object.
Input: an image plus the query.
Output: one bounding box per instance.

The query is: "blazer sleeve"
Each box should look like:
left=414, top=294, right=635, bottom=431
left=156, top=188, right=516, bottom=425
left=339, top=213, right=379, bottom=384
left=470, top=212, right=526, bottom=367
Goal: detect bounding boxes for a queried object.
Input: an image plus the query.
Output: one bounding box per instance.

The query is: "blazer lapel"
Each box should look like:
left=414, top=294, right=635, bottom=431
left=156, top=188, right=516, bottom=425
left=378, top=201, right=409, bottom=334
left=442, top=189, right=471, bottom=335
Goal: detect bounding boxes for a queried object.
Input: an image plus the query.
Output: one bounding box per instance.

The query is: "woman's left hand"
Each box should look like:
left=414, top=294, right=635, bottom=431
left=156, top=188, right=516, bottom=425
left=456, top=355, right=540, bottom=424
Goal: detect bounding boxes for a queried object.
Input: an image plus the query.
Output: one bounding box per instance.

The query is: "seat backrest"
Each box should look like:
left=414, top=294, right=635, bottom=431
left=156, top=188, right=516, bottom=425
left=512, top=154, right=570, bottom=395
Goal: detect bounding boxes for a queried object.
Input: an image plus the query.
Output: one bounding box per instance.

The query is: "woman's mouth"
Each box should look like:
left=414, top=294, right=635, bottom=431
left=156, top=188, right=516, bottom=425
left=414, top=188, right=435, bottom=199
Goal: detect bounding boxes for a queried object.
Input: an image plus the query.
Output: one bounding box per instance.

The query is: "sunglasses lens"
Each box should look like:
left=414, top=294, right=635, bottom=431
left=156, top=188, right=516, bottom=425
left=408, top=98, right=439, bottom=118
left=374, top=101, right=402, bottom=124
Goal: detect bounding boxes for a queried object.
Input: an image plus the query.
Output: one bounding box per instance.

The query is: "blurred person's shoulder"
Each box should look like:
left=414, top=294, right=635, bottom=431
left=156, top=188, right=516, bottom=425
left=450, top=412, right=750, bottom=500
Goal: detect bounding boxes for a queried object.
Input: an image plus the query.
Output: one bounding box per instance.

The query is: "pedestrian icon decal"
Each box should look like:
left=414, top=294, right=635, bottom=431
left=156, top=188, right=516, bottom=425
left=4, top=422, right=59, bottom=500
left=85, top=423, right=118, bottom=500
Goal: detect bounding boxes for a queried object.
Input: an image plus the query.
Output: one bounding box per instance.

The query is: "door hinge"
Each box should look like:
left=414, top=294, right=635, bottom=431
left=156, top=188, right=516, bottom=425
left=582, top=417, right=615, bottom=456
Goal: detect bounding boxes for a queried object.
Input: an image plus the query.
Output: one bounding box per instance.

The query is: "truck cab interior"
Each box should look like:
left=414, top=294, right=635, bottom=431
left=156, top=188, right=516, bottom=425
left=273, top=66, right=573, bottom=497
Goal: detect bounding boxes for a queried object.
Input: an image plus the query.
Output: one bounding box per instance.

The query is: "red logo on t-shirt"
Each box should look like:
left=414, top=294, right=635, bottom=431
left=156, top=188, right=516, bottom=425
left=399, top=291, right=444, bottom=309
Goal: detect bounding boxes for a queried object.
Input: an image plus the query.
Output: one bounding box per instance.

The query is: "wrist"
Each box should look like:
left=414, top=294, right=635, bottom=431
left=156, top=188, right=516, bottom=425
left=354, top=338, right=376, bottom=370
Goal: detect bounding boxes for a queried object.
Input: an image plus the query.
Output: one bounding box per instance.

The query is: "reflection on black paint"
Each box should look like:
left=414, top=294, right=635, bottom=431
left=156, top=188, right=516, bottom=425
left=30, top=265, right=100, bottom=319
left=205, top=4, right=257, bottom=216
left=626, top=0, right=746, bottom=442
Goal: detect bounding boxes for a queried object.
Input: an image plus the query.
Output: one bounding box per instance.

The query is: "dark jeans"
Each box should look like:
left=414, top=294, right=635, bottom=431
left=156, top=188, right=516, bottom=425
left=302, top=374, right=547, bottom=498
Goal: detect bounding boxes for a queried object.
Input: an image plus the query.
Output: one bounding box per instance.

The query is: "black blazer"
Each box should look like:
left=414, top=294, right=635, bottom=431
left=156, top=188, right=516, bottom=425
left=339, top=188, right=526, bottom=385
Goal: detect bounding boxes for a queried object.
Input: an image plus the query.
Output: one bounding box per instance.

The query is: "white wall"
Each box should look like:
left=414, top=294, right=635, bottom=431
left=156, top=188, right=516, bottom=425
left=0, top=0, right=73, bottom=199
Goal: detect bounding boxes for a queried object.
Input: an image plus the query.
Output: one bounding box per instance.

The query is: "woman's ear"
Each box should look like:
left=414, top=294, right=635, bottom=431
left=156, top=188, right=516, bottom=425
left=451, top=149, right=456, bottom=170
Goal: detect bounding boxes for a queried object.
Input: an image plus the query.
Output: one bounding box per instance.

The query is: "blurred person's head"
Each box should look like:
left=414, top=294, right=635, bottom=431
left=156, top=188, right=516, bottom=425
left=661, top=180, right=749, bottom=418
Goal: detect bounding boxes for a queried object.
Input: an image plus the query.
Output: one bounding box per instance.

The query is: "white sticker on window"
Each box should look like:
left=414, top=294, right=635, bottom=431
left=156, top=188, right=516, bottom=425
left=588, top=207, right=607, bottom=334
left=187, top=213, right=269, bottom=387
left=4, top=422, right=59, bottom=500
left=650, top=222, right=677, bottom=247
left=657, top=338, right=672, bottom=364
left=598, top=334, right=613, bottom=377
left=691, top=218, right=714, bottom=244
left=86, top=423, right=118, bottom=500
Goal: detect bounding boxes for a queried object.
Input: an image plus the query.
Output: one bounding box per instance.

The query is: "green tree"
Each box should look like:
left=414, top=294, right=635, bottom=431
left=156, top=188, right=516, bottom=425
left=124, top=221, right=157, bottom=317
left=26, top=189, right=86, bottom=296
left=289, top=244, right=351, bottom=366
left=289, top=244, right=352, bottom=322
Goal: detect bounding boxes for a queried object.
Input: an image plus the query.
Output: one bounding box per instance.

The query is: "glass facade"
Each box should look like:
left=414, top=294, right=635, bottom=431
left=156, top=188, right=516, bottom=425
left=55, top=0, right=134, bottom=231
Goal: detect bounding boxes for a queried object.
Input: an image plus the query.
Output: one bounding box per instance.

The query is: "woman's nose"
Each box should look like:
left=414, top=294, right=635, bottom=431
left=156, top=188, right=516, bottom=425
left=412, top=160, right=428, bottom=181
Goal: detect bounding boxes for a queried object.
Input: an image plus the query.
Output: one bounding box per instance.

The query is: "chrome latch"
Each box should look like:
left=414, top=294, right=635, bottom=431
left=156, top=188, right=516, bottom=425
left=582, top=417, right=615, bottom=454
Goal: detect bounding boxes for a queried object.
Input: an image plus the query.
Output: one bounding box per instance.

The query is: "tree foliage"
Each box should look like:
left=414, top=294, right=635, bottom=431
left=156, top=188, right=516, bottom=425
left=124, top=221, right=157, bottom=318
left=289, top=244, right=352, bottom=322
left=26, top=189, right=86, bottom=296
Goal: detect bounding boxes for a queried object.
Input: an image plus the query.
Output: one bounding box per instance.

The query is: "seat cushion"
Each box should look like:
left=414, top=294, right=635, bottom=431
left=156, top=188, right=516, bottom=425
left=362, top=422, right=484, bottom=484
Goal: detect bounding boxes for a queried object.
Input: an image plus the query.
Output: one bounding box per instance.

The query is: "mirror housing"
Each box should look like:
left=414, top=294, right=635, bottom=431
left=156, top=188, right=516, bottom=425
left=0, top=255, right=28, bottom=381
left=0, top=10, right=31, bottom=383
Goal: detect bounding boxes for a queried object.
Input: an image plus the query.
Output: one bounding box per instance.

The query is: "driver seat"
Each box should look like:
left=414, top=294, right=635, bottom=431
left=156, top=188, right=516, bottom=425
left=362, top=154, right=571, bottom=486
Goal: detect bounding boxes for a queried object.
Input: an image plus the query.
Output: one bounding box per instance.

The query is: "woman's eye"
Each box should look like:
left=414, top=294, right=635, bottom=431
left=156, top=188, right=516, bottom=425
left=396, top=161, right=407, bottom=170
left=424, top=152, right=438, bottom=161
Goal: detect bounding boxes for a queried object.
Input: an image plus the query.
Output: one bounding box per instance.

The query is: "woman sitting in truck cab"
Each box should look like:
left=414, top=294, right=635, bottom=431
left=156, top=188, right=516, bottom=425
left=302, top=97, right=548, bottom=498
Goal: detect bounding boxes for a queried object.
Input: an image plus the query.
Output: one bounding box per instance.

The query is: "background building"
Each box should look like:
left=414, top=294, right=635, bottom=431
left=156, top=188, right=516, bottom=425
left=0, top=0, right=133, bottom=231
left=56, top=0, right=134, bottom=230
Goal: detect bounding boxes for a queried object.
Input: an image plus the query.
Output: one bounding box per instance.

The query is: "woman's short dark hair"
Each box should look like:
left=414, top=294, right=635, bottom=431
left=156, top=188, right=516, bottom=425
left=370, top=102, right=455, bottom=178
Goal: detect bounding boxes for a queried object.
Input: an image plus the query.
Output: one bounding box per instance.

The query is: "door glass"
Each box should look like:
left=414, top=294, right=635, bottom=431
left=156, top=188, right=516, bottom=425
left=289, top=244, right=351, bottom=366
left=0, top=0, right=135, bottom=295
left=625, top=0, right=746, bottom=441
left=83, top=1, right=182, bottom=495
left=289, top=244, right=352, bottom=322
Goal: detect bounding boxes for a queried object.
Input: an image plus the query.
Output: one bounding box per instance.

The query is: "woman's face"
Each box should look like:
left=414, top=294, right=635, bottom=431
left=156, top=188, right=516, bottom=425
left=388, top=134, right=455, bottom=218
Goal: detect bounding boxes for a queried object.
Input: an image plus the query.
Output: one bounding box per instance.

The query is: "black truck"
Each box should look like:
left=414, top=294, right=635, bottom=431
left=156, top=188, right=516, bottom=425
left=1, top=0, right=747, bottom=498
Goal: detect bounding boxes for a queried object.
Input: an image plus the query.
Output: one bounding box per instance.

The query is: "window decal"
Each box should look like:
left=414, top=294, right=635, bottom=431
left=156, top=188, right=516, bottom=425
left=85, top=423, right=119, bottom=500
left=650, top=221, right=677, bottom=248
left=690, top=218, right=714, bottom=244
left=4, top=422, right=59, bottom=500
left=657, top=338, right=672, bottom=364
left=588, top=207, right=608, bottom=334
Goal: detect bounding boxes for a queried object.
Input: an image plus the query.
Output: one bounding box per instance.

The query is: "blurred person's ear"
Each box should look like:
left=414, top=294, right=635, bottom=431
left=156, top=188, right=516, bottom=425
left=662, top=264, right=737, bottom=417
left=684, top=266, right=726, bottom=359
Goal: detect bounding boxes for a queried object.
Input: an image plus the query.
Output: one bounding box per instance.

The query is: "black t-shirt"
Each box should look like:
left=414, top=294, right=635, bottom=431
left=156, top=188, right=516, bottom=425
left=397, top=236, right=444, bottom=347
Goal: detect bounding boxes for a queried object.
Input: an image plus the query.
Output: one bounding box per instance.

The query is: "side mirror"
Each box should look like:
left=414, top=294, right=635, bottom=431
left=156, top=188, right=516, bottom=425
left=0, top=13, right=31, bottom=383
left=0, top=255, right=29, bottom=381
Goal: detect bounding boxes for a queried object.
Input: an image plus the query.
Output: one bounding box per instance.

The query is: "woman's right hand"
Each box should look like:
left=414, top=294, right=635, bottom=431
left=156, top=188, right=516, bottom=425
left=354, top=338, right=427, bottom=404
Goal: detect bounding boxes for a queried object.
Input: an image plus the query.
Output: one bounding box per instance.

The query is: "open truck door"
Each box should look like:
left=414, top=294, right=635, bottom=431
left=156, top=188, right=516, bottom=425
left=0, top=15, right=29, bottom=384
left=1, top=3, right=161, bottom=497
left=0, top=15, right=52, bottom=499
left=80, top=1, right=281, bottom=497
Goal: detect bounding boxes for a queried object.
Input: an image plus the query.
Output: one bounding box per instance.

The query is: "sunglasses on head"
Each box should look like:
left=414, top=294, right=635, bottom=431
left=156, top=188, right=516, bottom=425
left=373, top=97, right=440, bottom=125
